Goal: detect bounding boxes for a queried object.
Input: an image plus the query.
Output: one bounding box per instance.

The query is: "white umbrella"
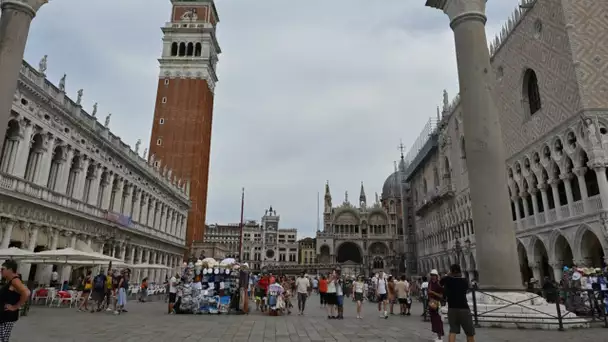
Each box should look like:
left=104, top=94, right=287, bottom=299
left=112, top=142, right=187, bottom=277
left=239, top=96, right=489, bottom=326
left=131, top=263, right=169, bottom=270
left=0, top=247, right=36, bottom=259
left=17, top=248, right=120, bottom=264
left=220, top=258, right=236, bottom=266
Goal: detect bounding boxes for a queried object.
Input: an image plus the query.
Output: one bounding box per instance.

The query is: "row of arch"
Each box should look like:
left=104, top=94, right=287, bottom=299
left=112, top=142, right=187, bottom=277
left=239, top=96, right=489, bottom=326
left=419, top=224, right=607, bottom=280
left=1, top=119, right=186, bottom=236
left=170, top=42, right=202, bottom=57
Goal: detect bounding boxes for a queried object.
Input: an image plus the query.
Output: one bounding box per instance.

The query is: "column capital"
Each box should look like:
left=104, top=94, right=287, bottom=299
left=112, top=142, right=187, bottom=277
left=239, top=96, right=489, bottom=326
left=589, top=161, right=607, bottom=172
left=559, top=172, right=573, bottom=181
left=573, top=167, right=587, bottom=177
left=1, top=0, right=47, bottom=17
left=425, top=0, right=487, bottom=27
left=548, top=178, right=561, bottom=186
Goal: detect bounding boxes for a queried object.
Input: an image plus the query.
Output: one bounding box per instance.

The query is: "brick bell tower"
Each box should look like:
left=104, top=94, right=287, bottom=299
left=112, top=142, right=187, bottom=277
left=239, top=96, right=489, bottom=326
left=149, top=0, right=220, bottom=251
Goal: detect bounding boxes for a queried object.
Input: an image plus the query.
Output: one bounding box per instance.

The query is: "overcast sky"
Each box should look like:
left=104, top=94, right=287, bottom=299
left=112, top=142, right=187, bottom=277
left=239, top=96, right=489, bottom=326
left=23, top=0, right=517, bottom=238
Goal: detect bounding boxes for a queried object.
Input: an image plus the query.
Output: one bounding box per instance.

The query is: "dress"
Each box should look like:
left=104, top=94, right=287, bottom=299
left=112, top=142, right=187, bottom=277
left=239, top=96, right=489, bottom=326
left=428, top=280, right=445, bottom=336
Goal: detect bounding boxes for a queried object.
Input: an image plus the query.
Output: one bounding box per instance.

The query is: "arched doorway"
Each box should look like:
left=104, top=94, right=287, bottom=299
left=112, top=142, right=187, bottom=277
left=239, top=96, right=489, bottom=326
left=580, top=230, right=605, bottom=268
left=517, top=240, right=532, bottom=284
left=336, top=241, right=362, bottom=264
left=554, top=234, right=574, bottom=268
left=533, top=239, right=552, bottom=281
left=319, top=245, right=330, bottom=263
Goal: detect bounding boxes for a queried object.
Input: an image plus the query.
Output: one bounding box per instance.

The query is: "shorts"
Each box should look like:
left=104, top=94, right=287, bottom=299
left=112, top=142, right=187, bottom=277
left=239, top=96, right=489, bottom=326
left=169, top=293, right=177, bottom=304
left=325, top=293, right=337, bottom=305
left=377, top=293, right=387, bottom=302
left=447, top=308, right=475, bottom=336
left=354, top=292, right=364, bottom=302
left=398, top=297, right=407, bottom=304
left=92, top=290, right=104, bottom=302
left=336, top=295, right=344, bottom=307
left=255, top=288, right=265, bottom=298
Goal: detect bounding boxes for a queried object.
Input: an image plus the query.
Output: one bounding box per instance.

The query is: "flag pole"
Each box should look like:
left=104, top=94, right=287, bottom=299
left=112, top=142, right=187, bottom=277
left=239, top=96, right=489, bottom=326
left=238, top=187, right=245, bottom=262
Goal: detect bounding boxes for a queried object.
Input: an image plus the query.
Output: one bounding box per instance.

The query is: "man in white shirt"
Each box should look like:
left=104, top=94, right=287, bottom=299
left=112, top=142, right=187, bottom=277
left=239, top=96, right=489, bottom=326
left=51, top=269, right=59, bottom=286
left=376, top=271, right=388, bottom=319
left=168, top=273, right=178, bottom=314
left=420, top=276, right=429, bottom=317
left=295, top=272, right=310, bottom=315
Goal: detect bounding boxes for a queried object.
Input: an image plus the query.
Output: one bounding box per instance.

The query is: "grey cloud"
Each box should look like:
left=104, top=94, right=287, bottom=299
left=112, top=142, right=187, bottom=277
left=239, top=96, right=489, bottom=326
left=24, top=0, right=520, bottom=237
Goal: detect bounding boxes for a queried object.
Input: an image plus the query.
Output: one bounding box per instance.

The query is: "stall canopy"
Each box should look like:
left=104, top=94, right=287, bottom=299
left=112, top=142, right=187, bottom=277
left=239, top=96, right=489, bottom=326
left=15, top=247, right=123, bottom=265
left=131, top=263, right=170, bottom=270
left=0, top=247, right=36, bottom=259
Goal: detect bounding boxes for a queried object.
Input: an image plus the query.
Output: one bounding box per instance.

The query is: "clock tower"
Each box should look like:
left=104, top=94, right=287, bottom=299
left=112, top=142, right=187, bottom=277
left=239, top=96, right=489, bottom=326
left=149, top=0, right=220, bottom=250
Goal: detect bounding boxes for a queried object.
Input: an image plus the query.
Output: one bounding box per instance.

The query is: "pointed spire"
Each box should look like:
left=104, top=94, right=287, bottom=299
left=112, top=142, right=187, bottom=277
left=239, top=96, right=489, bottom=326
left=324, top=180, right=331, bottom=199
left=399, top=154, right=406, bottom=172
left=359, top=181, right=366, bottom=205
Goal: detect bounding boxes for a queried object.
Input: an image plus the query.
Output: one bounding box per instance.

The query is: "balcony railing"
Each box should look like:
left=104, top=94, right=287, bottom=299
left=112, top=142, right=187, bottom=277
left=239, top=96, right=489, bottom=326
left=515, top=195, right=602, bottom=231
left=0, top=172, right=184, bottom=246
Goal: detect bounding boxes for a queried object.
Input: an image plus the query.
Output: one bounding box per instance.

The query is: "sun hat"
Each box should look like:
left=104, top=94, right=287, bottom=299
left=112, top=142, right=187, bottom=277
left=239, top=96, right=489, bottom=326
left=430, top=269, right=439, bottom=276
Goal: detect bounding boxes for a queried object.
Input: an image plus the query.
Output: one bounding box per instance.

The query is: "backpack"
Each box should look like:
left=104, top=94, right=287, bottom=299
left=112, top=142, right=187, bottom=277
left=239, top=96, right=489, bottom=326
left=94, top=275, right=105, bottom=290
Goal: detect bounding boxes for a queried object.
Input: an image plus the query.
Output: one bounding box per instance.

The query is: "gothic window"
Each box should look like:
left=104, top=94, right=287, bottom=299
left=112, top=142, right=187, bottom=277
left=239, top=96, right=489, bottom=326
left=178, top=42, right=186, bottom=56
left=186, top=42, right=194, bottom=56
left=460, top=137, right=466, bottom=160
left=433, top=167, right=440, bottom=188
left=170, top=42, right=178, bottom=56
left=523, top=69, right=541, bottom=115
left=195, top=43, right=202, bottom=56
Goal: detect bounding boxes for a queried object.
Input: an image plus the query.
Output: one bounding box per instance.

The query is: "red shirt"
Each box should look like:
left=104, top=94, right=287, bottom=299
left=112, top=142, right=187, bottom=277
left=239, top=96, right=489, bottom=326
left=319, top=279, right=328, bottom=293
left=258, top=277, right=269, bottom=290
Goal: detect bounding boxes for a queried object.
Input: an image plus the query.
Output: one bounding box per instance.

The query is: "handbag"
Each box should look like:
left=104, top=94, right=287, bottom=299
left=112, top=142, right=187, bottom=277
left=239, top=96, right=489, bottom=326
left=428, top=299, right=440, bottom=311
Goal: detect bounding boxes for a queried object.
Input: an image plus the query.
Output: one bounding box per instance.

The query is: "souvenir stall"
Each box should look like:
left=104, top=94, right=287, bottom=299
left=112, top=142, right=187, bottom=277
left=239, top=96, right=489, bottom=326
left=560, top=266, right=608, bottom=316
left=175, top=257, right=250, bottom=315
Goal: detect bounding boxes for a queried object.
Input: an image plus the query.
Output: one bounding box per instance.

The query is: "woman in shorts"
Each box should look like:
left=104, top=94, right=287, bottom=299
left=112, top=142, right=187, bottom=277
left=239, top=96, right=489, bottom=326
left=352, top=276, right=365, bottom=319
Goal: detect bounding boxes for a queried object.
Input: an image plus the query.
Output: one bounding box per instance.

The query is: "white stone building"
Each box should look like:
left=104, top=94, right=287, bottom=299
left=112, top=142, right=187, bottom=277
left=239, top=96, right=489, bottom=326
left=406, top=0, right=608, bottom=284
left=193, top=223, right=240, bottom=259
left=242, top=207, right=298, bottom=271
left=317, top=182, right=406, bottom=277
left=0, top=60, right=190, bottom=284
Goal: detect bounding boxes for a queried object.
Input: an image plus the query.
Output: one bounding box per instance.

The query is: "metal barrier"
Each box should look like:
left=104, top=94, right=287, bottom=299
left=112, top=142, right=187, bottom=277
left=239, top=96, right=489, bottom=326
left=468, top=287, right=608, bottom=330
left=420, top=287, right=608, bottom=330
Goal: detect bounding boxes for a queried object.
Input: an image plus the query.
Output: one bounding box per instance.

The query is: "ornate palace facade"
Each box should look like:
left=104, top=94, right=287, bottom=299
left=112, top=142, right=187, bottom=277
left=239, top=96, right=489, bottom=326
left=0, top=60, right=189, bottom=284
left=406, top=0, right=608, bottom=283
left=316, top=182, right=407, bottom=277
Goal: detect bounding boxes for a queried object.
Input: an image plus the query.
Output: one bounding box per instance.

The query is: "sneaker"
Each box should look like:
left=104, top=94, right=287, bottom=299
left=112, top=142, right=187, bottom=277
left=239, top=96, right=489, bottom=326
left=106, top=308, right=112, bottom=311
left=113, top=310, right=119, bottom=315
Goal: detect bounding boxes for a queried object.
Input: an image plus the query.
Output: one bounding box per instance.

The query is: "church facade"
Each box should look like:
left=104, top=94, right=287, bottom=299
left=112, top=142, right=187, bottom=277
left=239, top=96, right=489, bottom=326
left=316, top=182, right=406, bottom=277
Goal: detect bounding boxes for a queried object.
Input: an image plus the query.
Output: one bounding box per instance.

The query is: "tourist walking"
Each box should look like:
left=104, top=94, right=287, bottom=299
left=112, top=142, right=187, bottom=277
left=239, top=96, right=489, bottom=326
left=352, top=276, right=365, bottom=319
left=376, top=271, right=388, bottom=319
left=115, top=269, right=130, bottom=315
left=318, top=275, right=328, bottom=307
left=295, top=272, right=310, bottom=315
left=168, top=272, right=178, bottom=314
left=138, top=278, right=148, bottom=302
left=92, top=270, right=107, bottom=312
left=428, top=269, right=444, bottom=342
left=0, top=260, right=30, bottom=342
left=326, top=272, right=338, bottom=319
left=395, top=275, right=410, bottom=315
left=387, top=276, right=396, bottom=315
left=335, top=277, right=344, bottom=319
left=420, top=276, right=429, bottom=317
left=440, top=264, right=475, bottom=342
left=78, top=270, right=93, bottom=312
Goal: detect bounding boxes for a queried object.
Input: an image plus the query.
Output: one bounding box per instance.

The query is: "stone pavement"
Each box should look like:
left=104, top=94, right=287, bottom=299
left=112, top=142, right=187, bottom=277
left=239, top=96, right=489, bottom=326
left=12, top=295, right=607, bottom=341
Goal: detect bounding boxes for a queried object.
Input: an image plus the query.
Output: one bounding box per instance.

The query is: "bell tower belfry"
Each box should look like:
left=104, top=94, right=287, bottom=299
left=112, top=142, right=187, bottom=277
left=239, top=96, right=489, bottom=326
left=149, top=0, right=221, bottom=249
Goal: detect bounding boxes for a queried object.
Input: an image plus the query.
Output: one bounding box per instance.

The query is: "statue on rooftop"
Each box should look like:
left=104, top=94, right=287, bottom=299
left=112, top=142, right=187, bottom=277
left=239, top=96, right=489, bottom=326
left=442, top=89, right=449, bottom=112
left=104, top=113, right=111, bottom=128
left=38, top=55, right=48, bottom=74
left=135, top=139, right=141, bottom=153
left=76, top=89, right=83, bottom=105
left=92, top=102, right=98, bottom=117
left=143, top=148, right=148, bottom=159
left=59, top=74, right=66, bottom=92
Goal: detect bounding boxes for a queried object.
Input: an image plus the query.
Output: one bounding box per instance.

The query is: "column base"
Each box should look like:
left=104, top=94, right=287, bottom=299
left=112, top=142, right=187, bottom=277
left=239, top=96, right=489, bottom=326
left=441, top=291, right=591, bottom=330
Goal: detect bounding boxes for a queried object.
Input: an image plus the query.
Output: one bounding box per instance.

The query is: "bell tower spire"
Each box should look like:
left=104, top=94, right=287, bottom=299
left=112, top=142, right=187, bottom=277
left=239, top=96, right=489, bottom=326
left=324, top=181, right=332, bottom=213
left=148, top=0, right=221, bottom=251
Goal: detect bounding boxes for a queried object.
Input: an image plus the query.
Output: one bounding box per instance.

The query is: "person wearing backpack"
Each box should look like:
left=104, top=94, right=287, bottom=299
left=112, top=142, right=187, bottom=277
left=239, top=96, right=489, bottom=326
left=92, top=270, right=107, bottom=312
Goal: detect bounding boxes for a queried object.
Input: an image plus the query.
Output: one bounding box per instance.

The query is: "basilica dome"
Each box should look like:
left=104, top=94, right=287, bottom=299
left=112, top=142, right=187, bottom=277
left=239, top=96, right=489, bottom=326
left=381, top=171, right=400, bottom=200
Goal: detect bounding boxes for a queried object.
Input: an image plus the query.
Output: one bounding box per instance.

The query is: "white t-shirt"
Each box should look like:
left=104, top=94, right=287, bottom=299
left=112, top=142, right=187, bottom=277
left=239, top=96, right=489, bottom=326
left=51, top=271, right=58, bottom=282
left=312, top=279, right=318, bottom=288
left=353, top=281, right=364, bottom=293
left=295, top=277, right=310, bottom=294
left=169, top=276, right=178, bottom=293
left=327, top=280, right=337, bottom=293
left=377, top=278, right=387, bottom=295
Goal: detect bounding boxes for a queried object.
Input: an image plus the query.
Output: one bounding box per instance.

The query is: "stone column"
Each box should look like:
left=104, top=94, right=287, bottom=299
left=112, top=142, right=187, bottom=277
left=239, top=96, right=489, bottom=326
left=159, top=205, right=166, bottom=232
left=148, top=200, right=157, bottom=228
left=139, top=194, right=148, bottom=224
left=573, top=167, right=589, bottom=212
left=529, top=263, right=541, bottom=285
left=56, top=146, right=74, bottom=195
left=529, top=189, right=539, bottom=226
left=1, top=219, right=15, bottom=248
left=592, top=165, right=608, bottom=209
left=560, top=173, right=574, bottom=216
left=12, top=119, right=33, bottom=178
left=20, top=223, right=38, bottom=281
left=155, top=204, right=163, bottom=230
left=426, top=0, right=521, bottom=289
left=87, top=164, right=102, bottom=206
left=538, top=183, right=550, bottom=223
left=511, top=197, right=522, bottom=230
left=74, top=156, right=90, bottom=201
left=122, top=184, right=132, bottom=216
left=35, top=134, right=55, bottom=186
left=38, top=227, right=58, bottom=285
left=0, top=0, right=47, bottom=154
left=551, top=263, right=563, bottom=282
left=144, top=249, right=151, bottom=279
left=112, top=177, right=124, bottom=212
left=101, top=173, right=114, bottom=210
left=170, top=212, right=176, bottom=236
left=549, top=179, right=562, bottom=220
left=131, top=189, right=141, bottom=222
